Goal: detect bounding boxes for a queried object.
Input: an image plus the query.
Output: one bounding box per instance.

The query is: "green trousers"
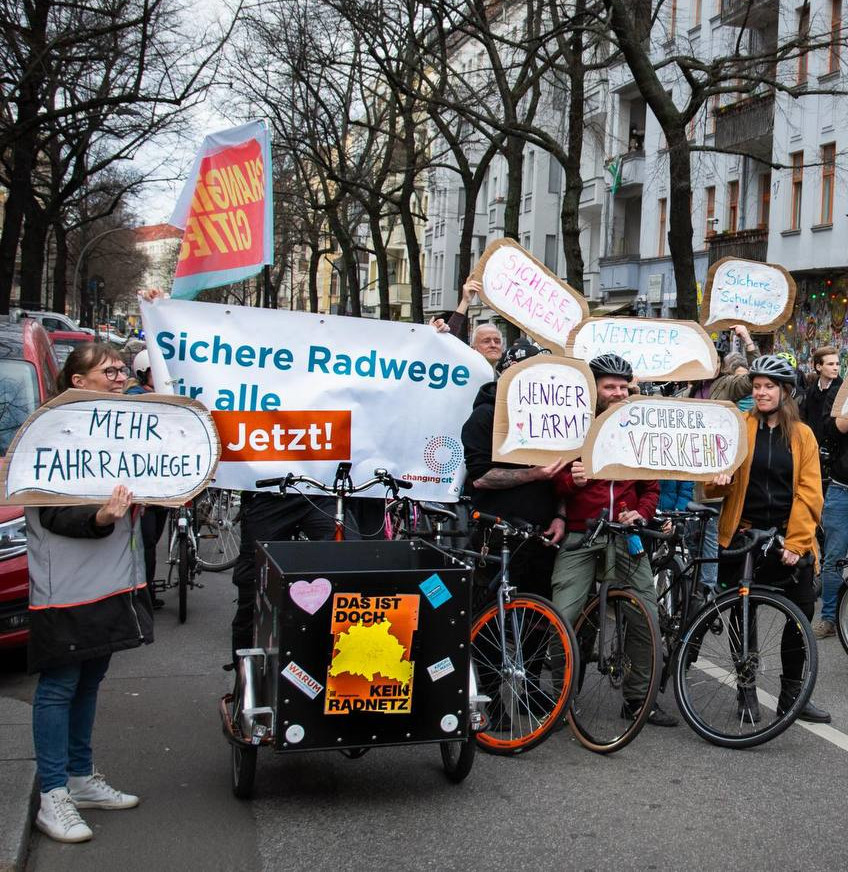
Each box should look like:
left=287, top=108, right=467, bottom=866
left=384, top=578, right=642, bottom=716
left=551, top=532, right=659, bottom=701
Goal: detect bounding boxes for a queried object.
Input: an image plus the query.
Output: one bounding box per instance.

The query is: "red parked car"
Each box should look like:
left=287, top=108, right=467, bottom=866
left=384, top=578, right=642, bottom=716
left=49, top=329, right=94, bottom=366
left=0, top=317, right=60, bottom=648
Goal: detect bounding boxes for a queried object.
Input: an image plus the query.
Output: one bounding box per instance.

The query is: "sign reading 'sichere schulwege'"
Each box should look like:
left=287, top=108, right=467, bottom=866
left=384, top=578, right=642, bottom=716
left=701, top=257, right=796, bottom=332
left=0, top=391, right=219, bottom=506
left=583, top=396, right=747, bottom=482
left=140, top=298, right=492, bottom=501
left=471, top=239, right=589, bottom=354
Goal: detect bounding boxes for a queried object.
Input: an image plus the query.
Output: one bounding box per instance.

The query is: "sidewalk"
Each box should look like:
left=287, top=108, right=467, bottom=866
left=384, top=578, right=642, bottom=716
left=0, top=696, right=36, bottom=872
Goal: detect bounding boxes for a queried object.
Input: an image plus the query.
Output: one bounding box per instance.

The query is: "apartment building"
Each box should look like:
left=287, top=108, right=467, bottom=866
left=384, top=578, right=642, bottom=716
left=422, top=0, right=847, bottom=358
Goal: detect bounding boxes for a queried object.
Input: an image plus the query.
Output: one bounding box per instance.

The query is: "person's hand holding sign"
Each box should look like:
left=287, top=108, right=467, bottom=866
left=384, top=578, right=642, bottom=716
left=571, top=459, right=588, bottom=487
left=95, top=485, right=134, bottom=527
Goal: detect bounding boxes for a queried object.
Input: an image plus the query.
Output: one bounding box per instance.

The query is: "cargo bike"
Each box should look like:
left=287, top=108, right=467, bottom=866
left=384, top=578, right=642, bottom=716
left=220, top=523, right=483, bottom=797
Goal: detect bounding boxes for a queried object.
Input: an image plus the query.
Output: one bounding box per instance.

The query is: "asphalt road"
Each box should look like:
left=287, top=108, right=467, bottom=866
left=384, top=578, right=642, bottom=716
left=4, top=560, right=848, bottom=872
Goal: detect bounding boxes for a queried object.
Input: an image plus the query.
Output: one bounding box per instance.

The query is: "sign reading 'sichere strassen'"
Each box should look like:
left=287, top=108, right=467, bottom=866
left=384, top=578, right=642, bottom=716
left=141, top=299, right=492, bottom=502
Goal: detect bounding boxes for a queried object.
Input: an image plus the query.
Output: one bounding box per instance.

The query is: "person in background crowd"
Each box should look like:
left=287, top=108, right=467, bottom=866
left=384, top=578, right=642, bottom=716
left=29, top=344, right=152, bottom=843
left=812, top=374, right=848, bottom=640
left=802, top=346, right=842, bottom=447
left=124, top=349, right=166, bottom=611
left=658, top=480, right=694, bottom=513
left=706, top=354, right=829, bottom=724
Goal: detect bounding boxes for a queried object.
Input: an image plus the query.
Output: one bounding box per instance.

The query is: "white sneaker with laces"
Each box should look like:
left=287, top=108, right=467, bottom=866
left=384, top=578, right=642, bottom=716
left=67, top=772, right=139, bottom=810
left=36, top=787, right=93, bottom=843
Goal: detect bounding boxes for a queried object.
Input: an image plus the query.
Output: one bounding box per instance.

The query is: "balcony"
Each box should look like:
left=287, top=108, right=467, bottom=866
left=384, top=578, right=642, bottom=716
left=707, top=228, right=769, bottom=266
left=607, top=151, right=644, bottom=197
left=599, top=252, right=641, bottom=294
left=579, top=176, right=604, bottom=212
left=720, top=0, right=779, bottom=29
left=714, top=93, right=775, bottom=160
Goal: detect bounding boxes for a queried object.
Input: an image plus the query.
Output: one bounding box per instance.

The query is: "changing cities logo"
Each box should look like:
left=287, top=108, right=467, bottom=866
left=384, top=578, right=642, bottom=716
left=423, top=435, right=463, bottom=475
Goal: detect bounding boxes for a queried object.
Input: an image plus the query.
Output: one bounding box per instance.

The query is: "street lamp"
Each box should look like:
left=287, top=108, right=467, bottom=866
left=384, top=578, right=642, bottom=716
left=71, top=226, right=130, bottom=337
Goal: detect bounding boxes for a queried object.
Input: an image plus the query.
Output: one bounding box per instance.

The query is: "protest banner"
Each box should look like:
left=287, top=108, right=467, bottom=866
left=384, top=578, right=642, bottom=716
left=830, top=380, right=848, bottom=419
left=170, top=120, right=273, bottom=300
left=583, top=396, right=747, bottom=481
left=567, top=317, right=718, bottom=381
left=471, top=239, right=589, bottom=353
left=0, top=391, right=219, bottom=506
left=701, top=257, right=796, bottom=332
left=493, top=356, right=595, bottom=465
left=140, top=297, right=492, bottom=501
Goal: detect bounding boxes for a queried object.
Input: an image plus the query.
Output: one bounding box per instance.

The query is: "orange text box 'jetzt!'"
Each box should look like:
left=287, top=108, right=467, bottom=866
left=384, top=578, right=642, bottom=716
left=213, top=410, right=351, bottom=461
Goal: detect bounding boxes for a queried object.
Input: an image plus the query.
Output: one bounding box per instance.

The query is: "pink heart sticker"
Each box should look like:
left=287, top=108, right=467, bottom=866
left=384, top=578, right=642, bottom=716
left=290, top=578, right=332, bottom=614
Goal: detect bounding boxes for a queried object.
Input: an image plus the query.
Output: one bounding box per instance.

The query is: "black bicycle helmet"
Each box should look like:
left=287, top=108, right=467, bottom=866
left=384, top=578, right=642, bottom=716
left=496, top=342, right=541, bottom=373
left=588, top=352, right=633, bottom=381
left=748, top=354, right=797, bottom=385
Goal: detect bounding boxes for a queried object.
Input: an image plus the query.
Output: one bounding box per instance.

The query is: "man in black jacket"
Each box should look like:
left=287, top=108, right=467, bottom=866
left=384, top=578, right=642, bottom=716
left=803, top=346, right=842, bottom=446
left=461, top=342, right=566, bottom=602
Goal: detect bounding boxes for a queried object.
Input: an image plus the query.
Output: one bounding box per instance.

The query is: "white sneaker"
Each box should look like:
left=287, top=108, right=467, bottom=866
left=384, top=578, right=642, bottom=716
left=35, top=787, right=93, bottom=843
left=67, top=772, right=139, bottom=810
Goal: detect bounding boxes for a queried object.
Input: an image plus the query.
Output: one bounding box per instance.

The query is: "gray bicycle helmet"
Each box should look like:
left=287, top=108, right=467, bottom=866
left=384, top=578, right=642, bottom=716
left=588, top=352, right=633, bottom=381
left=748, top=354, right=797, bottom=385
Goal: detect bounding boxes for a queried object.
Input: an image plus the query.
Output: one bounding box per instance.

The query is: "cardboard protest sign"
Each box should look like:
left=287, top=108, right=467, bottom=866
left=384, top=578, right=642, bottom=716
left=701, top=257, right=796, bottom=332
left=583, top=396, right=747, bottom=481
left=0, top=391, right=220, bottom=506
left=492, top=356, right=595, bottom=465
left=141, top=297, right=492, bottom=501
left=471, top=239, right=589, bottom=354
left=830, top=380, right=848, bottom=419
left=568, top=317, right=718, bottom=381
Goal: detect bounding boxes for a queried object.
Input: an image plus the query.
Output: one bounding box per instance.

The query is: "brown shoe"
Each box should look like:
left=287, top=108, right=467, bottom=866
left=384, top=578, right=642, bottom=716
left=813, top=619, right=836, bottom=640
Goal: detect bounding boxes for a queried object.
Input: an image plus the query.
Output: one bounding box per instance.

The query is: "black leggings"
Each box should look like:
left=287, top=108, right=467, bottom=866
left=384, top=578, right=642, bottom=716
left=718, top=548, right=816, bottom=681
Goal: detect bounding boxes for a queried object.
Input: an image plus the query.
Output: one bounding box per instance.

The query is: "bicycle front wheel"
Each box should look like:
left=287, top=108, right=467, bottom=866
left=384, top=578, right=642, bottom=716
left=471, top=593, right=577, bottom=756
left=673, top=588, right=817, bottom=748
left=567, top=589, right=662, bottom=754
left=195, top=489, right=241, bottom=571
left=836, top=584, right=848, bottom=656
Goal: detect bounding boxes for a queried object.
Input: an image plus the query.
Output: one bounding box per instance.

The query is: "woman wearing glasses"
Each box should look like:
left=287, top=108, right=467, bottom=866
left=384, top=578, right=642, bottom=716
left=28, top=343, right=154, bottom=843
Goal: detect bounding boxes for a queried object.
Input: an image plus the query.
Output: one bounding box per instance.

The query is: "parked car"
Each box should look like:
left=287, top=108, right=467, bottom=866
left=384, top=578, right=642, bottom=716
left=49, top=329, right=94, bottom=366
left=14, top=308, right=84, bottom=334
left=0, top=317, right=60, bottom=649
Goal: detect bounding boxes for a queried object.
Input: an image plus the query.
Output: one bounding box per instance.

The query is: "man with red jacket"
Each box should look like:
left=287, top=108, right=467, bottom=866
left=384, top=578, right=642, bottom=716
left=551, top=353, right=677, bottom=727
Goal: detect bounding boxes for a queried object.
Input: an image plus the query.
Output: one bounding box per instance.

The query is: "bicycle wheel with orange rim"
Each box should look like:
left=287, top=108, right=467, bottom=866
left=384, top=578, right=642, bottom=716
left=471, top=593, right=578, bottom=755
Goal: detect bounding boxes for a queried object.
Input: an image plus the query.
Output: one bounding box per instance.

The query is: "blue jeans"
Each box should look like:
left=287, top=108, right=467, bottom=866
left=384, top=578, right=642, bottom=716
left=820, top=482, right=848, bottom=622
left=32, top=655, right=111, bottom=793
left=685, top=514, right=719, bottom=588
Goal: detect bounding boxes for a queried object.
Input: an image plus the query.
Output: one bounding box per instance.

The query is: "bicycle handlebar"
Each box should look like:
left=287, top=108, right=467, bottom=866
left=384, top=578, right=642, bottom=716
left=471, top=511, right=556, bottom=546
left=562, top=512, right=678, bottom=552
left=719, top=527, right=778, bottom=559
left=255, top=467, right=412, bottom=497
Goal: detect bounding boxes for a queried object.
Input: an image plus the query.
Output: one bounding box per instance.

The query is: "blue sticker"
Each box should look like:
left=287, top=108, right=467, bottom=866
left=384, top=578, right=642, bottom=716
left=419, top=573, right=452, bottom=608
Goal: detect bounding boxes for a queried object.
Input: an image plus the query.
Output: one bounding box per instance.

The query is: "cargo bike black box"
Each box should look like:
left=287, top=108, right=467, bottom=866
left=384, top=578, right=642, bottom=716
left=220, top=539, right=477, bottom=796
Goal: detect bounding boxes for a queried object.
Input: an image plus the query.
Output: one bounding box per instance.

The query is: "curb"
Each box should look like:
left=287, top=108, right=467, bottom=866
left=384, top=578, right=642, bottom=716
left=0, top=696, right=36, bottom=872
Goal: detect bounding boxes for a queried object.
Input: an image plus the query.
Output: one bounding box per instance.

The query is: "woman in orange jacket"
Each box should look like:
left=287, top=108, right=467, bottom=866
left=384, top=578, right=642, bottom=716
left=707, top=354, right=829, bottom=724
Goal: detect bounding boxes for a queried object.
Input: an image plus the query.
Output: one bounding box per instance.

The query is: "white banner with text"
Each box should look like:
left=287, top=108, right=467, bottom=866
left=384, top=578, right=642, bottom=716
left=140, top=299, right=492, bottom=500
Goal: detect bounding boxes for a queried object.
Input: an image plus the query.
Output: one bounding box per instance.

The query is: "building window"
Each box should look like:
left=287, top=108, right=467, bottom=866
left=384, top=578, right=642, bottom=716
left=758, top=172, right=771, bottom=229
left=790, top=151, right=804, bottom=230
left=708, top=95, right=719, bottom=136
left=705, top=186, right=716, bottom=238
left=693, top=0, right=702, bottom=26
left=798, top=4, right=810, bottom=85
left=830, top=0, right=842, bottom=74
left=658, top=198, right=667, bottom=256
left=727, top=180, right=739, bottom=233
left=670, top=0, right=677, bottom=35
left=821, top=142, right=836, bottom=224
left=524, top=151, right=535, bottom=212
left=548, top=157, right=562, bottom=194
left=544, top=234, right=558, bottom=271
